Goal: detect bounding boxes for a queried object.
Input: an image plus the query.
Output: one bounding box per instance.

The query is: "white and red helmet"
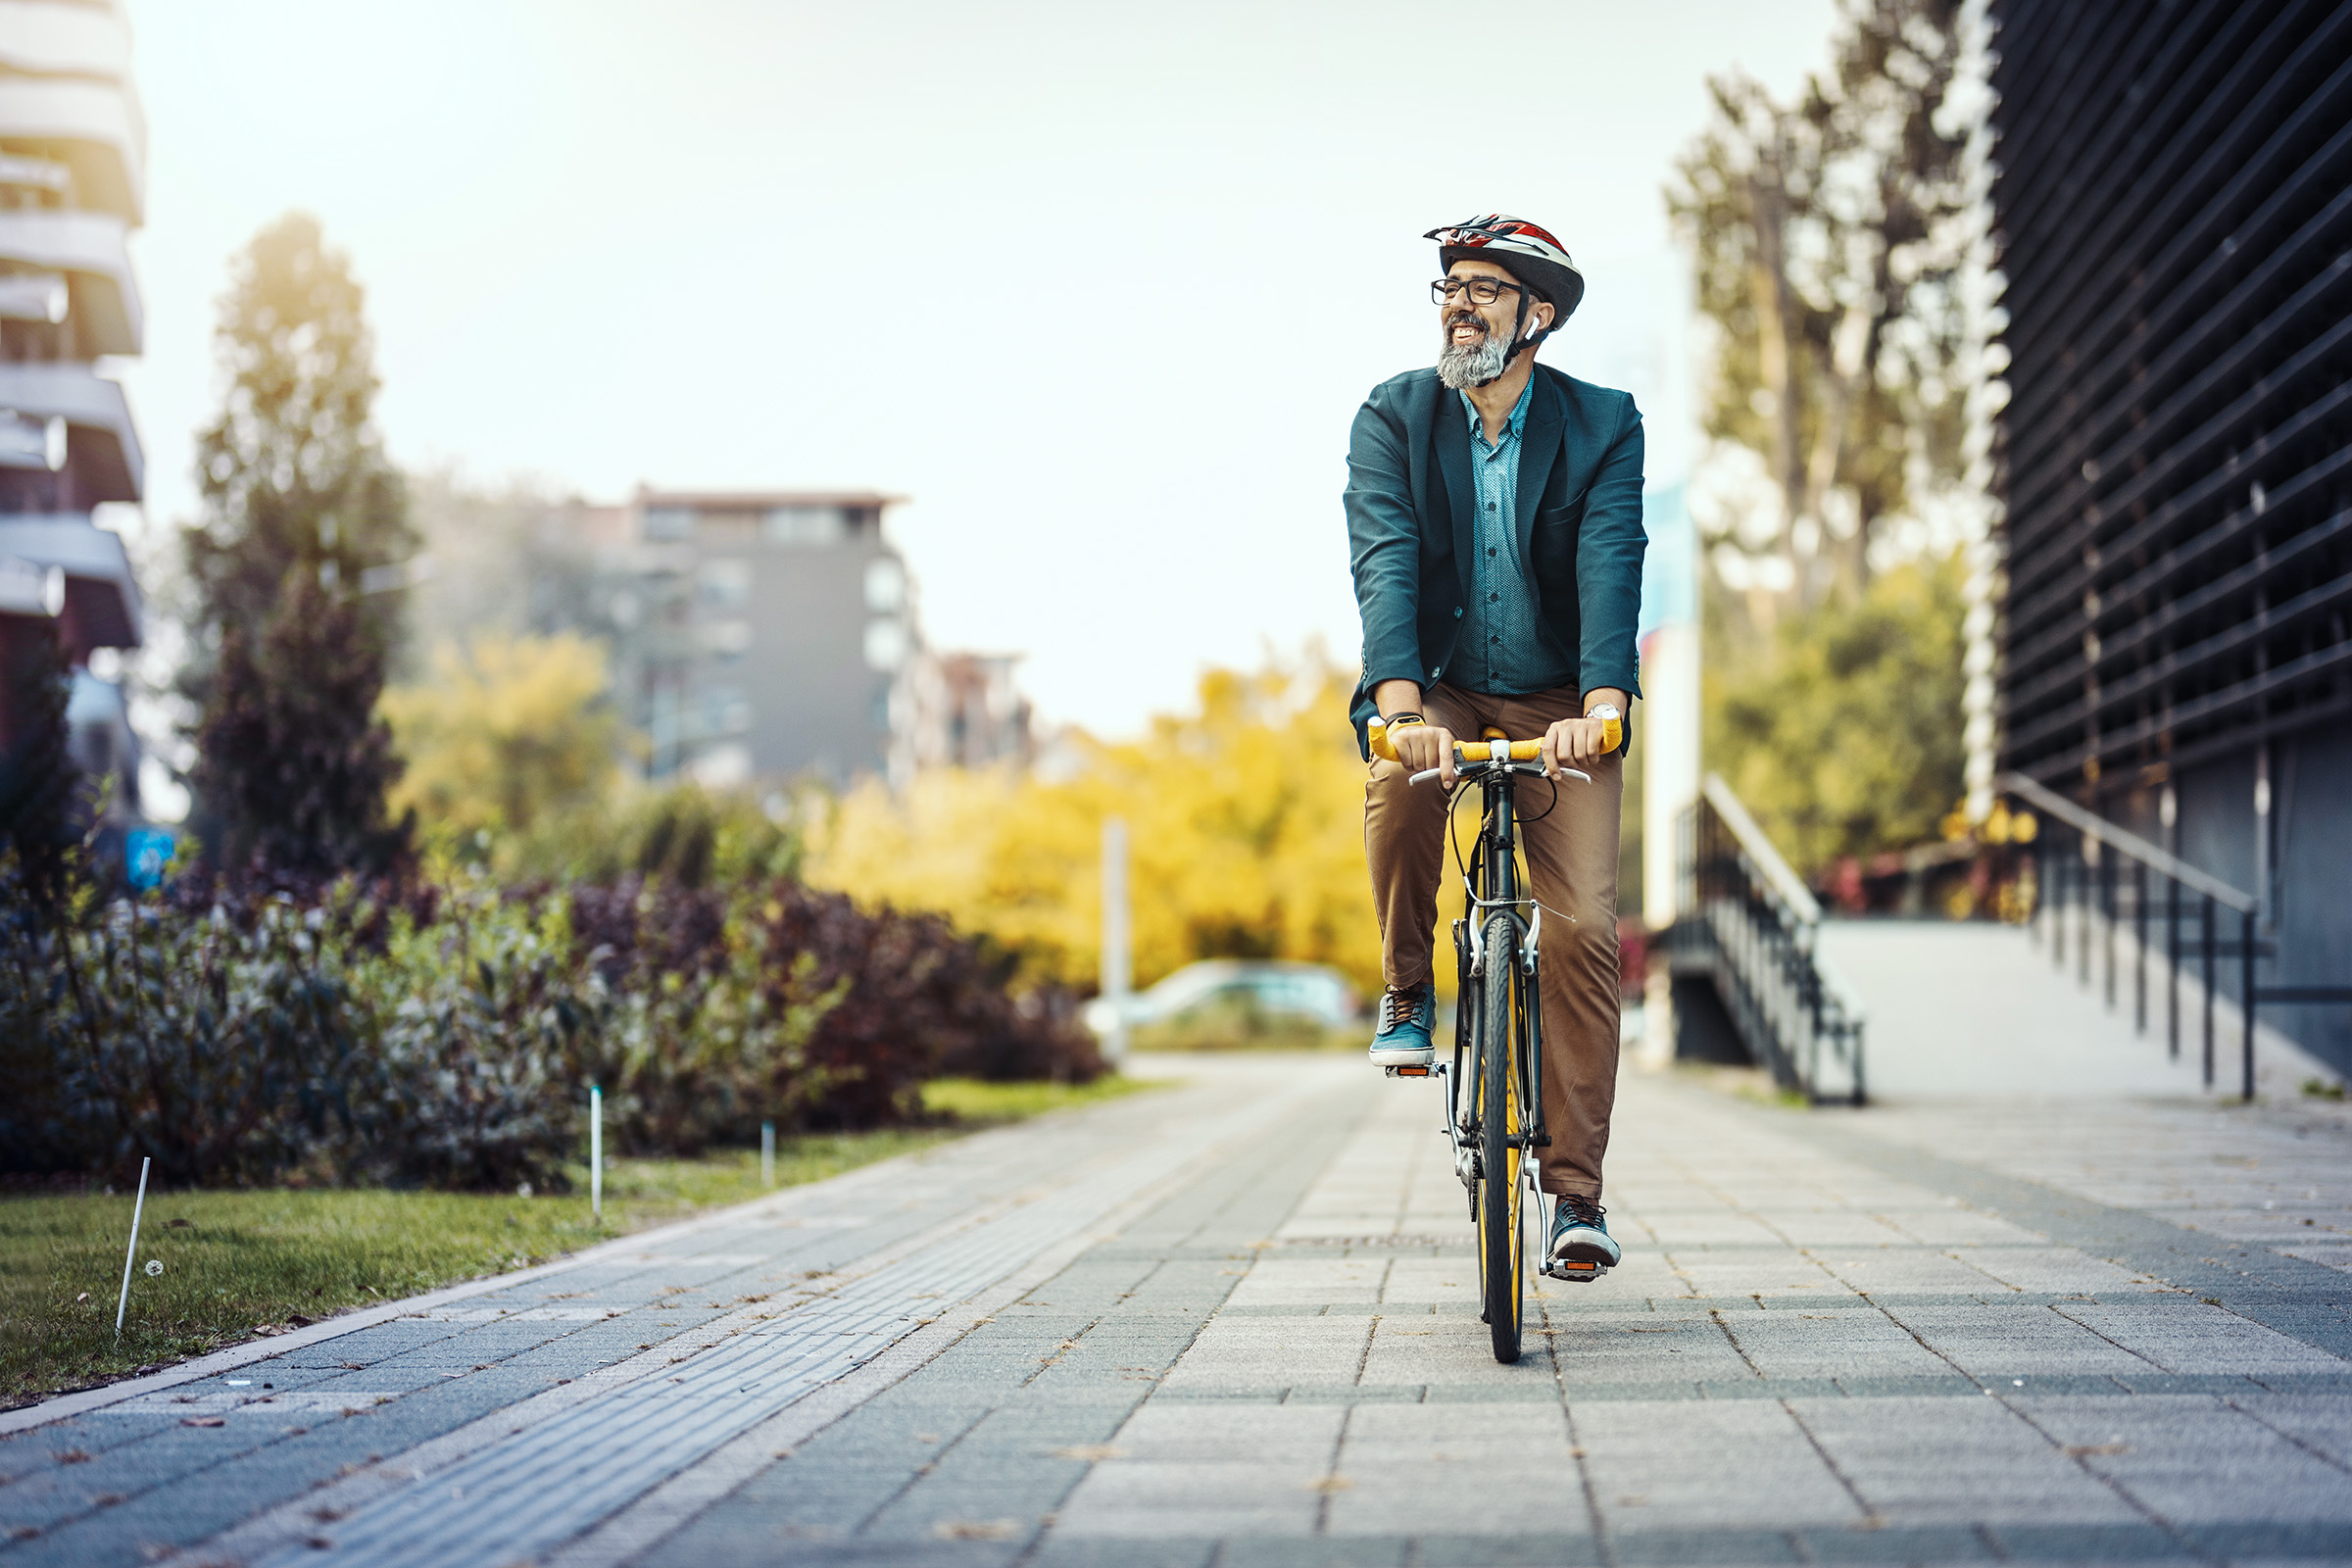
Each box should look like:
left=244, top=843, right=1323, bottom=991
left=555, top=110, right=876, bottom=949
left=1425, top=214, right=1586, bottom=324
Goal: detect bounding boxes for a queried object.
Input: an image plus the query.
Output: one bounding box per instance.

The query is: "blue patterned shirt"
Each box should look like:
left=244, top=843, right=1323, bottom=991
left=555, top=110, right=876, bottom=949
left=1454, top=380, right=1575, bottom=695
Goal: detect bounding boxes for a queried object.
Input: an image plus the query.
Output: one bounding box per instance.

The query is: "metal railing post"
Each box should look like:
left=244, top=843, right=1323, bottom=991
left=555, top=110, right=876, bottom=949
left=2201, top=895, right=2217, bottom=1089
left=2167, top=873, right=2180, bottom=1060
left=2240, top=906, right=2257, bottom=1102
left=2053, top=853, right=2067, bottom=969
left=2102, top=846, right=2117, bottom=1012
left=2133, top=858, right=2148, bottom=1035
left=2078, top=842, right=2092, bottom=989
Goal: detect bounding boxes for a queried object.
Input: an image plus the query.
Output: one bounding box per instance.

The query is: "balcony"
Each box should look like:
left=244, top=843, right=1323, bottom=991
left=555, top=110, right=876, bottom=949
left=0, top=209, right=139, bottom=353
left=0, top=75, right=145, bottom=222
left=0, top=360, right=140, bottom=502
left=0, top=1, right=134, bottom=82
left=0, top=511, right=141, bottom=649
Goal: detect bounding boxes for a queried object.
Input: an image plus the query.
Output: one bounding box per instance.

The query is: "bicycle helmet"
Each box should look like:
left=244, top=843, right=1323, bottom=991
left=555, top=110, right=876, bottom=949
left=1426, top=215, right=1585, bottom=376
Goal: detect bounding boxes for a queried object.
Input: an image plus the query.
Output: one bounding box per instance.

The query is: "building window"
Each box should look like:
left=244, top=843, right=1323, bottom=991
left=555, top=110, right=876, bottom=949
left=763, top=505, right=845, bottom=546
left=703, top=618, right=753, bottom=656
left=703, top=685, right=752, bottom=736
left=863, top=618, right=906, bottom=672
left=697, top=559, right=752, bottom=608
left=644, top=506, right=696, bottom=540
left=864, top=557, right=906, bottom=613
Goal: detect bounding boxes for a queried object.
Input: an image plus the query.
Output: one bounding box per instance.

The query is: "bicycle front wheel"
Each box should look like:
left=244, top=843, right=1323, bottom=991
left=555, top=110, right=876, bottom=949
left=1478, top=909, right=1527, bottom=1363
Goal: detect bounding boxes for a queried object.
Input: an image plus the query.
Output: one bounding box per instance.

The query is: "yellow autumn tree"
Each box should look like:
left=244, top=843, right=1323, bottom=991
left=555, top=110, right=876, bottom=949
left=381, top=633, right=622, bottom=845
left=807, top=656, right=1412, bottom=997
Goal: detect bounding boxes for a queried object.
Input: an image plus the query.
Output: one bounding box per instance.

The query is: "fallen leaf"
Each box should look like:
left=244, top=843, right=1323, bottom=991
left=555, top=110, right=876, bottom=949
left=1306, top=1476, right=1354, bottom=1494
left=180, top=1418, right=225, bottom=1429
left=933, top=1520, right=1018, bottom=1541
left=1051, top=1445, right=1125, bottom=1461
left=2065, top=1443, right=2131, bottom=1457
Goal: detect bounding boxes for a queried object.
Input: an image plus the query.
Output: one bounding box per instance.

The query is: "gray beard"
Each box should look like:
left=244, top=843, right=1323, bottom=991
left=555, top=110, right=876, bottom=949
left=1437, top=316, right=1514, bottom=390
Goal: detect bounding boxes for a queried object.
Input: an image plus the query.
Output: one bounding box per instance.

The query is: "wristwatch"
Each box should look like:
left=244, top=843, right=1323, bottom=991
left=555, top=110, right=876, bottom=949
left=1585, top=704, right=1622, bottom=723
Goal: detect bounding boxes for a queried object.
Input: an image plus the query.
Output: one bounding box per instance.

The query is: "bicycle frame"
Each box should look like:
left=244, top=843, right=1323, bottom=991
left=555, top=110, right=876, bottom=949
left=1388, top=756, right=1556, bottom=1238
left=1453, top=760, right=1548, bottom=1201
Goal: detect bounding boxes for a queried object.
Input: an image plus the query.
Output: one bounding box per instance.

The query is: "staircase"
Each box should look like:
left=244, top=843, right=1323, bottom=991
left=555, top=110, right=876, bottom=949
left=1812, top=920, right=2328, bottom=1101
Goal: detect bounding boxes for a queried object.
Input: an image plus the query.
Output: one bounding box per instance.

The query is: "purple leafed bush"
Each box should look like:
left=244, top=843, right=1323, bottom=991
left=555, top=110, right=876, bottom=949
left=0, top=860, right=1102, bottom=1189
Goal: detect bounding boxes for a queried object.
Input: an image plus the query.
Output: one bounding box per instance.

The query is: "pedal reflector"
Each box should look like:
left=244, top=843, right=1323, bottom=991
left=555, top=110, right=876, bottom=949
left=1544, top=1259, right=1606, bottom=1282
left=1385, top=1064, right=1432, bottom=1077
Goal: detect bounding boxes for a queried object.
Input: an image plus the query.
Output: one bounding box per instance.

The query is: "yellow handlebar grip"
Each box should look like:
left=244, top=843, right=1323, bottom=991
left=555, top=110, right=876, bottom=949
left=1370, top=717, right=1621, bottom=764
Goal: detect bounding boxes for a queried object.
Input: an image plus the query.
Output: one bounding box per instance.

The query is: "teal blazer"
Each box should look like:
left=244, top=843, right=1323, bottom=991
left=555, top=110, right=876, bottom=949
left=1344, top=364, right=1645, bottom=755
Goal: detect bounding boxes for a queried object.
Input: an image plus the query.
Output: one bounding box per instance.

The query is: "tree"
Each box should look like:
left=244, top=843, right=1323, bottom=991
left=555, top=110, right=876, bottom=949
left=0, top=623, right=77, bottom=908
left=1669, top=0, right=1971, bottom=627
left=808, top=653, right=1389, bottom=998
left=184, top=213, right=415, bottom=875
left=380, top=633, right=622, bottom=849
left=197, top=573, right=411, bottom=873
left=1705, top=557, right=1966, bottom=875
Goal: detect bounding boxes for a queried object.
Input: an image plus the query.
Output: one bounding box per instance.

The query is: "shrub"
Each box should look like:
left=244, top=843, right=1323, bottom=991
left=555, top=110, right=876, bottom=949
left=348, top=888, right=599, bottom=1190
left=0, top=877, right=375, bottom=1187
left=1, top=858, right=1101, bottom=1190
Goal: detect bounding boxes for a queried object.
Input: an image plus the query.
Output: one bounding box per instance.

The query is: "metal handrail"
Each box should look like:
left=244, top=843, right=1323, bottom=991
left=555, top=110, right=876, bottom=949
left=1673, top=773, right=1868, bottom=1105
left=1999, top=770, right=2264, bottom=1100
left=1701, top=774, right=1823, bottom=923
left=2000, top=771, right=2254, bottom=911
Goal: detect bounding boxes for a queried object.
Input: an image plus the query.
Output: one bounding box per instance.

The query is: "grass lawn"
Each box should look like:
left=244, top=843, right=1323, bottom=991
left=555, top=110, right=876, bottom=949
left=0, top=1073, right=1158, bottom=1410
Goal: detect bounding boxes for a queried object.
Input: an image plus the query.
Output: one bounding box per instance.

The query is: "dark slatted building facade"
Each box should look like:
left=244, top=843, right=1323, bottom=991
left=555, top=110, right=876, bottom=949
left=1987, top=0, right=2352, bottom=1070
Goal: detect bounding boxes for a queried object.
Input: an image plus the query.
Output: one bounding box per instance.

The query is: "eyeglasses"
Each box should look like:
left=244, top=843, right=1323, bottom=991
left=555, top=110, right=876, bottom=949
left=1431, top=277, right=1526, bottom=307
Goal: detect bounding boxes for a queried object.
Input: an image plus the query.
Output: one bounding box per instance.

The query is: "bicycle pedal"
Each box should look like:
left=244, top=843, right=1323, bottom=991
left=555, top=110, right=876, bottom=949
left=1384, top=1064, right=1433, bottom=1078
left=1543, top=1259, right=1609, bottom=1283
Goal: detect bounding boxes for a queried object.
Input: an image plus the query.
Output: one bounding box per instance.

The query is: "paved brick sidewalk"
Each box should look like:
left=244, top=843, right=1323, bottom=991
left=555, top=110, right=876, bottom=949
left=3, top=1057, right=2348, bottom=1566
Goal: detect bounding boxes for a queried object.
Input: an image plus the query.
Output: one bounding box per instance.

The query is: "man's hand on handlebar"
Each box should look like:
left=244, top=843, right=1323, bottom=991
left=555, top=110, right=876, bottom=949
left=1540, top=714, right=1613, bottom=777
left=1388, top=719, right=1458, bottom=787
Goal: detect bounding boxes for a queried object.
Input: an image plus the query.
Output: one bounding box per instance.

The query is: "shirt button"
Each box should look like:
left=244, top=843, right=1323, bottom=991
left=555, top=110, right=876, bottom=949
left=1488, top=547, right=1496, bottom=557
left=1486, top=503, right=1495, bottom=511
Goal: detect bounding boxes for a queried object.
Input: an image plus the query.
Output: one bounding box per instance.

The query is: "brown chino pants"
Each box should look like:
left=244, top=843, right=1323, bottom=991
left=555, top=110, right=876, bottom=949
left=1363, top=682, right=1622, bottom=1200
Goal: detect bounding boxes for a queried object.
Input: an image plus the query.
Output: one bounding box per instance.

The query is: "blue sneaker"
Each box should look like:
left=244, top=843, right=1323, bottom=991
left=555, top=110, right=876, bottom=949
left=1546, top=1196, right=1621, bottom=1277
left=1368, top=982, right=1436, bottom=1067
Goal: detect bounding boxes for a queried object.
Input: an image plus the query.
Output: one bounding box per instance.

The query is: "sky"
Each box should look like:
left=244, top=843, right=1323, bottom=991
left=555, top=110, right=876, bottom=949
left=115, top=0, right=1838, bottom=738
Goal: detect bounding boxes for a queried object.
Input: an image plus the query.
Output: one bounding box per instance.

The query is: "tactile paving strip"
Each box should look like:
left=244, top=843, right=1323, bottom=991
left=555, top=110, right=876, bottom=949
left=269, top=1084, right=1306, bottom=1567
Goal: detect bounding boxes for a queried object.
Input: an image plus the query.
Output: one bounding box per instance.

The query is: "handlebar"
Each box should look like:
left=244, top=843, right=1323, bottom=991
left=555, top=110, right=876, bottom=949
left=1367, top=715, right=1619, bottom=766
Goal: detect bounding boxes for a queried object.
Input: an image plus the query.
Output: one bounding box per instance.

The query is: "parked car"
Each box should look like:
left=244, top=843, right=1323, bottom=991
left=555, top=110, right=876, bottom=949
left=1084, top=959, right=1361, bottom=1041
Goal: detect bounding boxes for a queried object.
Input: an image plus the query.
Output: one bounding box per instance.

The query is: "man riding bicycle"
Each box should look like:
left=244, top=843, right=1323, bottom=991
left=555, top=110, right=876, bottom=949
left=1346, top=215, right=1644, bottom=1277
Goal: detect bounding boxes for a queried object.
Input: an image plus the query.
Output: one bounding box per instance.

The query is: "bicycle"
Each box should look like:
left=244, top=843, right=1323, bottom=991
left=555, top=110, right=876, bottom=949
left=1367, top=715, right=1617, bottom=1363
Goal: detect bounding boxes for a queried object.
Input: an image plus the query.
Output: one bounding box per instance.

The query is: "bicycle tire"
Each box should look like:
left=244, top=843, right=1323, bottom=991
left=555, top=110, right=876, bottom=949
left=1478, top=909, right=1526, bottom=1363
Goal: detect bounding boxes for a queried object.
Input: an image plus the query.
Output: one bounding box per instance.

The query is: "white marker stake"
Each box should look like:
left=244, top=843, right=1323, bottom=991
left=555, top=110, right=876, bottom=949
left=114, top=1156, right=150, bottom=1341
left=760, top=1121, right=774, bottom=1189
left=1102, top=816, right=1131, bottom=1064
left=590, top=1085, right=603, bottom=1221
